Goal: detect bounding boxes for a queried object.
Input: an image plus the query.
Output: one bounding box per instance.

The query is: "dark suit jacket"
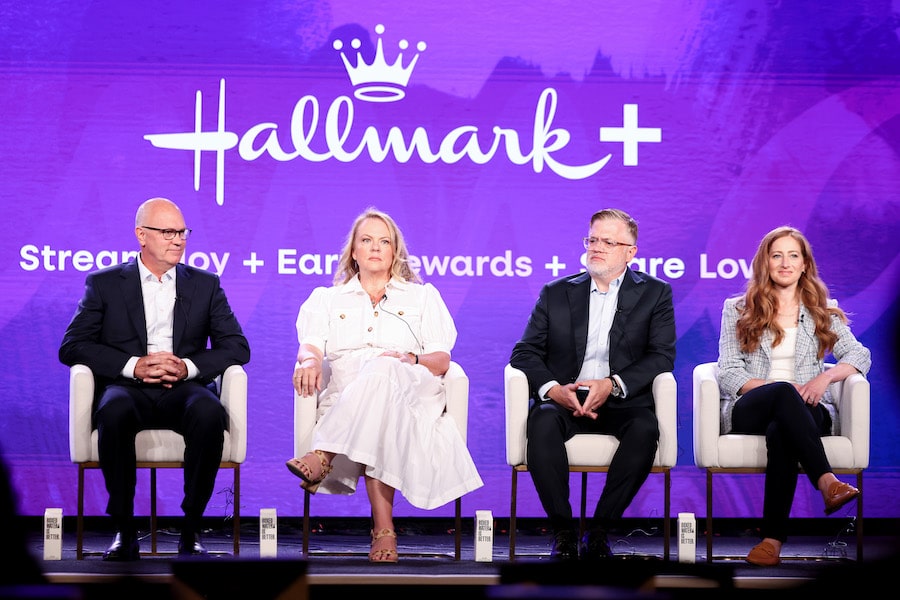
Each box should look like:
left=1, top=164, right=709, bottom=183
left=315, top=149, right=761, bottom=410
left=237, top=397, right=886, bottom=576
left=59, top=259, right=250, bottom=396
left=510, top=267, right=676, bottom=410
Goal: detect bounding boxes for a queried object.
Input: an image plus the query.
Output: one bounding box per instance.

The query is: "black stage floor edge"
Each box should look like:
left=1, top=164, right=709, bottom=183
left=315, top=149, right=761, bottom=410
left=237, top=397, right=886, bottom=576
left=6, top=517, right=900, bottom=599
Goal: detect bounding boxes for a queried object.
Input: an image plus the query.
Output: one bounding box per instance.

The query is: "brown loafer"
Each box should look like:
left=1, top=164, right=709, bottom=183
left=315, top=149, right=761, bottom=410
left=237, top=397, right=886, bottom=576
left=746, top=541, right=780, bottom=566
left=824, top=481, right=860, bottom=515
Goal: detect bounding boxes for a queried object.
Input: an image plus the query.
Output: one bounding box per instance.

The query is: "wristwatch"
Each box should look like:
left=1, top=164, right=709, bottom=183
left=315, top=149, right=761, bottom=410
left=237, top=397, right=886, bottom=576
left=608, top=376, right=623, bottom=398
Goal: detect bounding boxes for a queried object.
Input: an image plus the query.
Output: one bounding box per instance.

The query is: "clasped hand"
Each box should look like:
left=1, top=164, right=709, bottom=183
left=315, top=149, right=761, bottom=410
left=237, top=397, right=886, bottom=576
left=550, top=381, right=613, bottom=420
left=135, top=351, right=186, bottom=388
left=379, top=350, right=416, bottom=364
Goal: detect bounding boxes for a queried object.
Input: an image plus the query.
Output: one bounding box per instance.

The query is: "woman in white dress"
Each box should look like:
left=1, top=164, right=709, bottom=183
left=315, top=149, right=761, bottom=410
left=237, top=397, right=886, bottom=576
left=286, top=207, right=483, bottom=563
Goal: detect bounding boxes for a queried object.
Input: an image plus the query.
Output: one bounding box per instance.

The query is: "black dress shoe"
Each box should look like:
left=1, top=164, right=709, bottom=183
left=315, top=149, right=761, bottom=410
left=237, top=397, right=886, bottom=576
left=177, top=533, right=209, bottom=556
left=102, top=532, right=140, bottom=561
left=580, top=528, right=613, bottom=560
left=550, top=529, right=579, bottom=561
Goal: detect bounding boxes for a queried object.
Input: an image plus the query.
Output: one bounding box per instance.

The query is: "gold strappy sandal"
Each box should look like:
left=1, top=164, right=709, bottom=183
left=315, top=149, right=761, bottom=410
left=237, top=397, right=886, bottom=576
left=285, top=449, right=333, bottom=493
left=369, top=528, right=398, bottom=563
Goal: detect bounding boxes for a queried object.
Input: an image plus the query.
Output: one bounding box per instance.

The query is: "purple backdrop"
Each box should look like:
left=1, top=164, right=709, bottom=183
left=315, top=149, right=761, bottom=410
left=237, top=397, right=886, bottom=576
left=1, top=1, right=898, bottom=524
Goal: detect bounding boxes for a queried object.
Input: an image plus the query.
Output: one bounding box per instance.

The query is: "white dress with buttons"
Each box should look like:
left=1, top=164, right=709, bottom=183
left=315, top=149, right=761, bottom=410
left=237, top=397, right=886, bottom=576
left=296, top=275, right=483, bottom=509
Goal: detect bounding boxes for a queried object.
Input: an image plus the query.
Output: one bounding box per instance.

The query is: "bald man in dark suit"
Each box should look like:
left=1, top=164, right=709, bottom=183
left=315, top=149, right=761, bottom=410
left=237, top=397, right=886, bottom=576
left=60, top=197, right=250, bottom=560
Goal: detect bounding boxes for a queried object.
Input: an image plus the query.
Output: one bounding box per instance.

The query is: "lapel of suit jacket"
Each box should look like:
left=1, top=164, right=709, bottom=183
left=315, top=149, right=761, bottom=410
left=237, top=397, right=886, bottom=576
left=567, top=273, right=591, bottom=365
left=609, top=267, right=643, bottom=348
left=173, top=264, right=193, bottom=352
left=120, top=259, right=148, bottom=351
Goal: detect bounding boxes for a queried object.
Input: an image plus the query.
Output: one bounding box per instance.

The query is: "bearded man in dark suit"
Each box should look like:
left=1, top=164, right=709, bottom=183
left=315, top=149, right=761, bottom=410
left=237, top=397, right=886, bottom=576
left=510, top=208, right=676, bottom=561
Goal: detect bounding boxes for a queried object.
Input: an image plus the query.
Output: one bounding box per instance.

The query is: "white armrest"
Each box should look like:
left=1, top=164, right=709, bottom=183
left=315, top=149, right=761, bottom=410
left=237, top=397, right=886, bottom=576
left=692, top=362, right=721, bottom=468
left=504, top=364, right=530, bottom=467
left=69, top=364, right=248, bottom=464
left=653, top=371, right=678, bottom=467
left=69, top=364, right=95, bottom=463
left=833, top=371, right=870, bottom=468
left=220, top=365, right=248, bottom=463
left=504, top=365, right=677, bottom=468
left=293, top=361, right=320, bottom=459
left=444, top=361, right=470, bottom=444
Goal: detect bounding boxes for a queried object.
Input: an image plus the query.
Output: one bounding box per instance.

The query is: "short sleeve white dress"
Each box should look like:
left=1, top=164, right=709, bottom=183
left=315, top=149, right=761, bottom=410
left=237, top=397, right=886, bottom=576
left=296, top=275, right=483, bottom=509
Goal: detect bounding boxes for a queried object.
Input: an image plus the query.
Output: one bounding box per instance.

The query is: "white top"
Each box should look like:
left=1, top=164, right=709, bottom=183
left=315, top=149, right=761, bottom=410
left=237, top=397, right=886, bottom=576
left=767, top=327, right=798, bottom=383
left=297, top=276, right=457, bottom=411
left=295, top=275, right=482, bottom=509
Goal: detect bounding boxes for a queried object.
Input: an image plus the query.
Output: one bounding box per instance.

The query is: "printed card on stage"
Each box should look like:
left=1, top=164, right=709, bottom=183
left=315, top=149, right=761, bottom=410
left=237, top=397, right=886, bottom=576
left=678, top=512, right=696, bottom=563
left=475, top=510, right=493, bottom=562
left=44, top=508, right=63, bottom=560
left=260, top=508, right=278, bottom=558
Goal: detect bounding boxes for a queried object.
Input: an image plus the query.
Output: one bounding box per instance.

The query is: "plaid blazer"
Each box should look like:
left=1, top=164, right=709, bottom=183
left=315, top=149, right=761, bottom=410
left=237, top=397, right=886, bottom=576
left=716, top=296, right=871, bottom=435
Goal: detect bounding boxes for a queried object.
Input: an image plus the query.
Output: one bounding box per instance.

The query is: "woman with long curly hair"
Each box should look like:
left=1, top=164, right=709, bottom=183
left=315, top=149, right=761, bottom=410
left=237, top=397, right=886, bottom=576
left=284, top=207, right=483, bottom=563
left=717, top=226, right=871, bottom=566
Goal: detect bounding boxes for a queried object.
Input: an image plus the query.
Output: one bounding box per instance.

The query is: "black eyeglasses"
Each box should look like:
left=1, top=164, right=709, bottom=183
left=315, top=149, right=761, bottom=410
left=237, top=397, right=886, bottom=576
left=141, top=226, right=192, bottom=240
left=583, top=237, right=633, bottom=250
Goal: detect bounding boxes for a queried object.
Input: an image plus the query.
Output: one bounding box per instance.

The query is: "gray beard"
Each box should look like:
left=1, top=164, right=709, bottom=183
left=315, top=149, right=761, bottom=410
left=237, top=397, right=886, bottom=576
left=587, top=263, right=615, bottom=280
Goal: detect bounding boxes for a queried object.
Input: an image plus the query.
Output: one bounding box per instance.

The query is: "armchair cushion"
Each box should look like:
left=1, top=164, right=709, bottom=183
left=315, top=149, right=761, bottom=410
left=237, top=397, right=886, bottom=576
left=504, top=362, right=676, bottom=560
left=69, top=364, right=249, bottom=465
left=691, top=361, right=868, bottom=470
left=691, top=360, right=868, bottom=562
left=504, top=363, right=677, bottom=468
left=292, top=358, right=468, bottom=560
left=69, top=363, right=247, bottom=558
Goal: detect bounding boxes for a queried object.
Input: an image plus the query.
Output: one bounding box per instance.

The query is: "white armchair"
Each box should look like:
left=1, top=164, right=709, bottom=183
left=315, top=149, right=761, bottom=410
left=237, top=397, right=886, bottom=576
left=692, top=361, right=869, bottom=561
left=69, top=364, right=248, bottom=558
left=504, top=363, right=678, bottom=559
left=293, top=359, right=470, bottom=560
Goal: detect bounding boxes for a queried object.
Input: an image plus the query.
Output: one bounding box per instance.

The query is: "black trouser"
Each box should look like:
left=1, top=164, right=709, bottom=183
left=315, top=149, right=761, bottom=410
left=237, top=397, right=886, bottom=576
left=731, top=381, right=832, bottom=542
left=94, top=381, right=226, bottom=535
left=526, top=401, right=659, bottom=534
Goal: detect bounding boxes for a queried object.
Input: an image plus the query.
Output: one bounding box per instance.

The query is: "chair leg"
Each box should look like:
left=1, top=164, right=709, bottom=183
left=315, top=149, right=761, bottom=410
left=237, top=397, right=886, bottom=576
left=302, top=489, right=311, bottom=556
left=579, top=472, right=588, bottom=538
left=663, top=468, right=671, bottom=560
left=232, top=465, right=240, bottom=556
left=509, top=468, right=518, bottom=560
left=150, top=468, right=158, bottom=554
left=706, top=469, right=713, bottom=562
left=856, top=471, right=863, bottom=561
left=454, top=497, right=461, bottom=561
left=77, top=465, right=85, bottom=560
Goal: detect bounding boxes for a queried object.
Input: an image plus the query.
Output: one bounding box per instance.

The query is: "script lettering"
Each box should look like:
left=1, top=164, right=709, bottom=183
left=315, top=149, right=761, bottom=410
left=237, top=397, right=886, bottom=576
left=145, top=80, right=657, bottom=205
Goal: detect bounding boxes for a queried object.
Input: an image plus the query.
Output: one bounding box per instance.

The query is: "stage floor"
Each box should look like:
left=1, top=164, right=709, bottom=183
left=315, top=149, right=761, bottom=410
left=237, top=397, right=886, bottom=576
left=19, top=518, right=900, bottom=599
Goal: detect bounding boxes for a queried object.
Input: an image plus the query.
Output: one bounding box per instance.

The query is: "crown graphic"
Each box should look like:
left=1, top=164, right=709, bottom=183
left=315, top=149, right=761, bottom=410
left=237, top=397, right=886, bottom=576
left=333, top=24, right=426, bottom=103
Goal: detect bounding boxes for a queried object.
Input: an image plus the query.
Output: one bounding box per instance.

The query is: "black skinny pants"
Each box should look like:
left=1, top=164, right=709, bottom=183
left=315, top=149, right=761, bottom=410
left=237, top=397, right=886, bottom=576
left=731, top=381, right=832, bottom=542
left=526, top=400, right=659, bottom=534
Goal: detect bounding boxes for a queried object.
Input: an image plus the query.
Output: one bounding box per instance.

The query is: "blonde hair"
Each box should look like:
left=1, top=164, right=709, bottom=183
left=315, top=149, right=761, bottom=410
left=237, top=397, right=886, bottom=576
left=333, top=207, right=421, bottom=285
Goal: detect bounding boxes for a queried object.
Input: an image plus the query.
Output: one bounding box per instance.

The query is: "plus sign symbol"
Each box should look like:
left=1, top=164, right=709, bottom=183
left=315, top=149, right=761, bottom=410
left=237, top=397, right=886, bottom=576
left=599, top=104, right=661, bottom=166
left=544, top=256, right=567, bottom=276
